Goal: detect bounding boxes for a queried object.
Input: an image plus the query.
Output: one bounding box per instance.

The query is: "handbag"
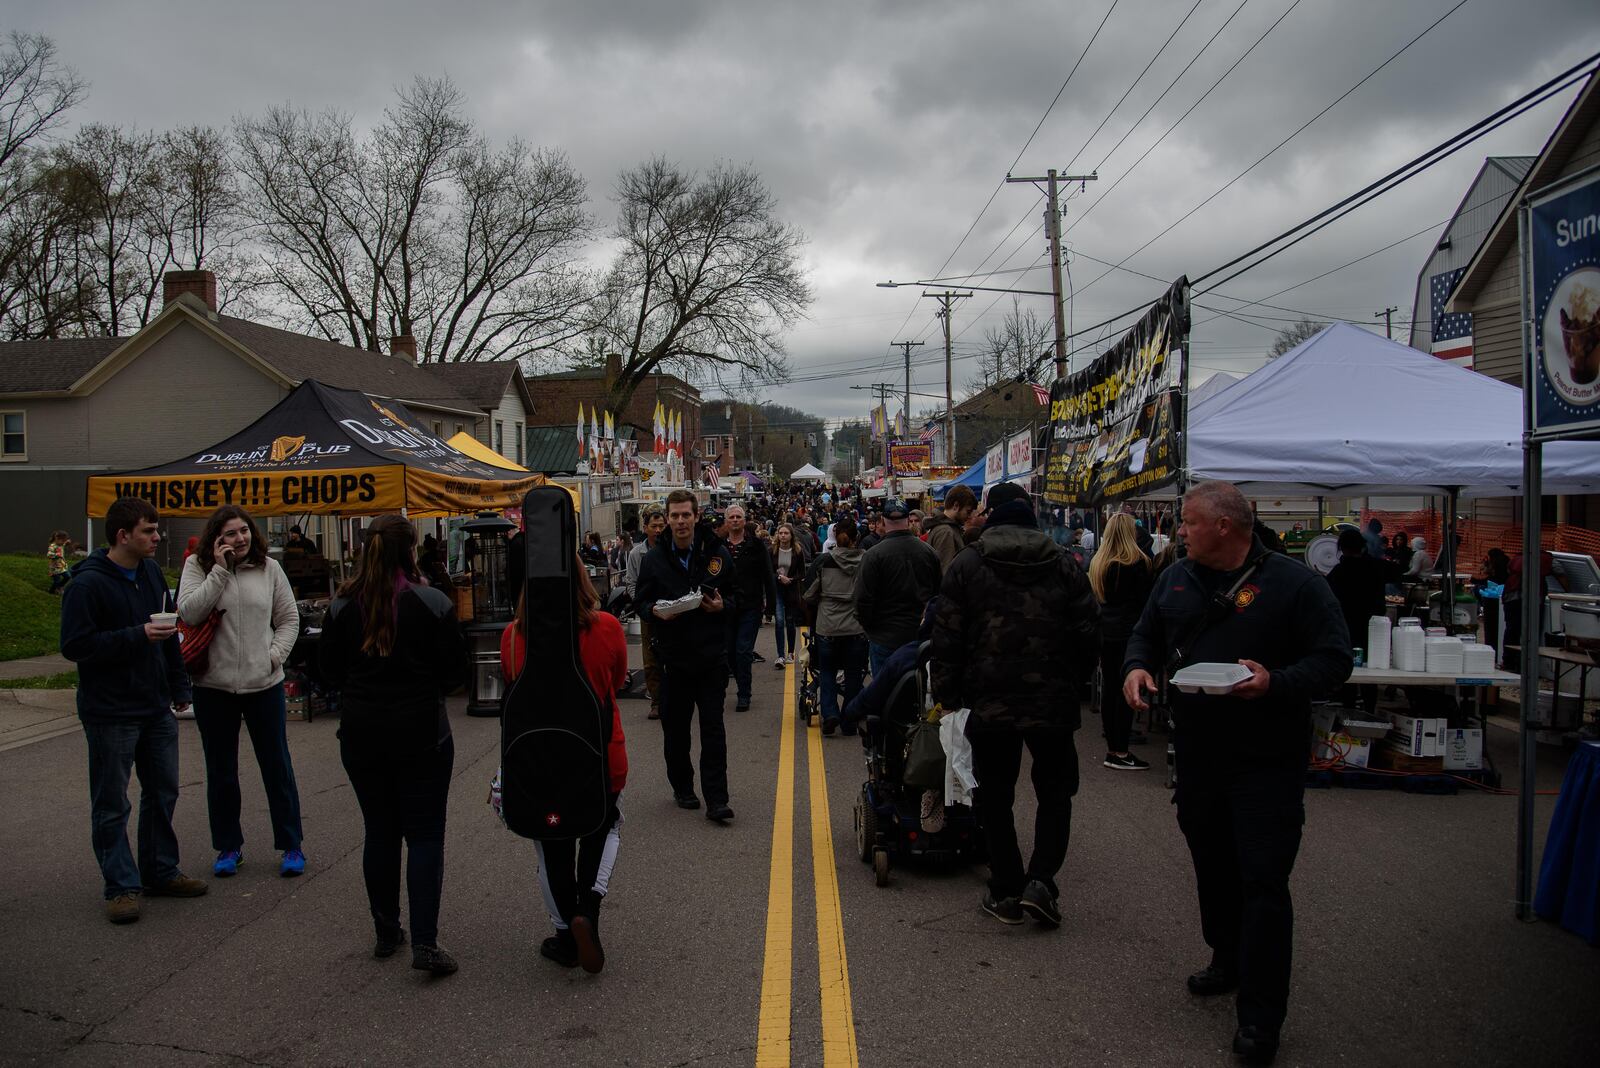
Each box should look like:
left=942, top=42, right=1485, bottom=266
left=178, top=609, right=226, bottom=674
left=902, top=718, right=946, bottom=789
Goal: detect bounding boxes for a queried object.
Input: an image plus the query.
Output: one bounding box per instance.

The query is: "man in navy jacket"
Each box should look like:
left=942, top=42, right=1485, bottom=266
left=61, top=497, right=207, bottom=924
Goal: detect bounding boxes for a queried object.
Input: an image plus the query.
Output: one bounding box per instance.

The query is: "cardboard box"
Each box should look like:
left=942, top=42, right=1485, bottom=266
left=1375, top=746, right=1444, bottom=773
left=1315, top=729, right=1372, bottom=768
left=1442, top=728, right=1483, bottom=771
left=1388, top=715, right=1445, bottom=757
left=286, top=695, right=312, bottom=722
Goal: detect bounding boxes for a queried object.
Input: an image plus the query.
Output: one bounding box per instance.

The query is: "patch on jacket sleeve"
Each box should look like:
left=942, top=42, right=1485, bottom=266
left=707, top=557, right=723, bottom=577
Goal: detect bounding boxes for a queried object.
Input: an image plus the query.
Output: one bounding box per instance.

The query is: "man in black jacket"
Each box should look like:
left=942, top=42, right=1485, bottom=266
left=721, top=503, right=775, bottom=713
left=634, top=490, right=739, bottom=823
left=931, top=482, right=1099, bottom=929
left=1123, top=481, right=1351, bottom=1066
left=853, top=498, right=940, bottom=676
left=60, top=497, right=207, bottom=924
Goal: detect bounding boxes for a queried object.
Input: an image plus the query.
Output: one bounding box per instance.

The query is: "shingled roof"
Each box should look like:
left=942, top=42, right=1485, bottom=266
left=0, top=336, right=124, bottom=394
left=421, top=360, right=534, bottom=418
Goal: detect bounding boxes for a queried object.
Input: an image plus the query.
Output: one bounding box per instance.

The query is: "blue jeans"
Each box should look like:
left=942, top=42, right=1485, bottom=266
left=83, top=713, right=182, bottom=898
left=816, top=634, right=868, bottom=727
left=193, top=684, right=303, bottom=853
left=727, top=609, right=762, bottom=706
left=774, top=601, right=798, bottom=660
left=869, top=641, right=897, bottom=679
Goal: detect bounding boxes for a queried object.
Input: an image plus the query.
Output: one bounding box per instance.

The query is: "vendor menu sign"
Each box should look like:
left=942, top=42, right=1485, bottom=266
left=1527, top=169, right=1600, bottom=439
left=1043, top=278, right=1188, bottom=506
left=887, top=441, right=932, bottom=476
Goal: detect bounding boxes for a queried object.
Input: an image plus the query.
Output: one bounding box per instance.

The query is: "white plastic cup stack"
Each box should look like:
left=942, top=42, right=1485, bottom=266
left=1394, top=619, right=1427, bottom=672
left=1366, top=616, right=1392, bottom=671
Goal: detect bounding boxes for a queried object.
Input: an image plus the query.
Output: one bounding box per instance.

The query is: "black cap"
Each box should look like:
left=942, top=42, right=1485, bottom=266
left=882, top=497, right=909, bottom=519
left=985, top=482, right=1030, bottom=511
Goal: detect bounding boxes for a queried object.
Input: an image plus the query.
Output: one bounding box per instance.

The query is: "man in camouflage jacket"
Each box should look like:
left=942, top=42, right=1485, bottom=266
left=931, top=481, right=1099, bottom=928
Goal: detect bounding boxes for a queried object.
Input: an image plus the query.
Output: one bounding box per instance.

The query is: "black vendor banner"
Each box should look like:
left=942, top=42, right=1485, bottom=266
left=1043, top=277, right=1188, bottom=506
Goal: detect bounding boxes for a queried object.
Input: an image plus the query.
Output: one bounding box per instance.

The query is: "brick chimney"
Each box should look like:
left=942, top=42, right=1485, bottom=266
left=390, top=334, right=419, bottom=363
left=163, top=270, right=217, bottom=311
left=605, top=350, right=622, bottom=389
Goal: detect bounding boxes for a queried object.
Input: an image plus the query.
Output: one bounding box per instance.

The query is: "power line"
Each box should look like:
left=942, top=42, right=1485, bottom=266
left=1067, top=0, right=1470, bottom=296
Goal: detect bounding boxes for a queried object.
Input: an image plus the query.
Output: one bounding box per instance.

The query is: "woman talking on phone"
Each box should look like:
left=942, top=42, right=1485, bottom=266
left=177, top=505, right=306, bottom=878
left=321, top=515, right=466, bottom=976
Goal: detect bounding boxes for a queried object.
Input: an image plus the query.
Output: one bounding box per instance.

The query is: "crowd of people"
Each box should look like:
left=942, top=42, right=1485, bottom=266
left=64, top=476, right=1368, bottom=1064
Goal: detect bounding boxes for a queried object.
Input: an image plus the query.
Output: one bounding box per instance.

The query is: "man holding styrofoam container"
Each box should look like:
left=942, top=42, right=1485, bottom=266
left=1122, top=481, right=1352, bottom=1067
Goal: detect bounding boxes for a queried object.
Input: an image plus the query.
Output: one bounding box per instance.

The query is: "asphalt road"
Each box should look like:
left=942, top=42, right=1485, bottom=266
left=1, top=631, right=1596, bottom=1067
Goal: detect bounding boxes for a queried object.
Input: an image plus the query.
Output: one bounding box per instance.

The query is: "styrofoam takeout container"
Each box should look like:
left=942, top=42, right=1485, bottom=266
left=652, top=593, right=704, bottom=619
left=1170, top=662, right=1254, bottom=695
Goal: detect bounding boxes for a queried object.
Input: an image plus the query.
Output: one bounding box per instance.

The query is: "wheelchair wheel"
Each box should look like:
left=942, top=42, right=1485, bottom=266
left=873, top=847, right=890, bottom=887
left=854, top=786, right=876, bottom=862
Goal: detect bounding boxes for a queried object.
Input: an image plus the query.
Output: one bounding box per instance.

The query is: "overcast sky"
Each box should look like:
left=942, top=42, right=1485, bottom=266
left=13, top=0, right=1600, bottom=426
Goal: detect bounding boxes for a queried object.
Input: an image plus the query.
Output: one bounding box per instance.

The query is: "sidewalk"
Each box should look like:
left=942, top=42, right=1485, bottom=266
left=0, top=653, right=73, bottom=680
left=0, top=687, right=79, bottom=753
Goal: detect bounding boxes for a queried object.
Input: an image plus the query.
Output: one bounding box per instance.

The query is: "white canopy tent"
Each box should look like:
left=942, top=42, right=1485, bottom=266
left=789, top=462, right=827, bottom=481
left=1185, top=323, right=1600, bottom=498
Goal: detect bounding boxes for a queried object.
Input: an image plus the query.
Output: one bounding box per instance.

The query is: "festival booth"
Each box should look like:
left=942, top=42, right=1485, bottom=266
left=790, top=462, right=827, bottom=481
left=931, top=459, right=984, bottom=501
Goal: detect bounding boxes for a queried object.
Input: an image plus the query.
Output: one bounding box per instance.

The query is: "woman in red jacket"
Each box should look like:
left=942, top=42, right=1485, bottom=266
left=500, top=560, right=628, bottom=974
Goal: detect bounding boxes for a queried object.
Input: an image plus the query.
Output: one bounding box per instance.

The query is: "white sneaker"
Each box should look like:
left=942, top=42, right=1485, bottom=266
left=174, top=706, right=196, bottom=720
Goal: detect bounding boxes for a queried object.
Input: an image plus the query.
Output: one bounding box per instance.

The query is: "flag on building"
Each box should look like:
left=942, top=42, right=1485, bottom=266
left=653, top=402, right=665, bottom=455
left=1429, top=267, right=1474, bottom=366
left=1029, top=382, right=1051, bottom=405
left=918, top=421, right=939, bottom=443
left=589, top=405, right=601, bottom=471
left=576, top=403, right=586, bottom=459
left=703, top=460, right=721, bottom=487
left=673, top=410, right=682, bottom=451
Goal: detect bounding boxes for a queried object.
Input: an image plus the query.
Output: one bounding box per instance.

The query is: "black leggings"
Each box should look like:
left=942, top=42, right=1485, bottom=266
left=1099, top=639, right=1135, bottom=752
left=340, top=727, right=454, bottom=947
left=536, top=794, right=623, bottom=929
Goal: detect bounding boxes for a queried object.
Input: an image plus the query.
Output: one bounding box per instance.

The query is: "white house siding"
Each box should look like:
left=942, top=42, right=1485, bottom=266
left=1407, top=158, right=1533, bottom=358
left=479, top=386, right=527, bottom=464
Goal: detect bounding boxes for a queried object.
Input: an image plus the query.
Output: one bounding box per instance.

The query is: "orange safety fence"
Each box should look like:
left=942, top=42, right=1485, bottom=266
left=1357, top=508, right=1600, bottom=577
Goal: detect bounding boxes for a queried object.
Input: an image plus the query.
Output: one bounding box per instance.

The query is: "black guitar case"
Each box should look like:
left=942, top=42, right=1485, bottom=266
left=500, top=485, right=612, bottom=841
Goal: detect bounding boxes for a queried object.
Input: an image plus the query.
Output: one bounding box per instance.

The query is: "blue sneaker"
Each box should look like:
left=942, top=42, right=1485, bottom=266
left=279, top=849, right=306, bottom=878
left=213, top=850, right=242, bottom=877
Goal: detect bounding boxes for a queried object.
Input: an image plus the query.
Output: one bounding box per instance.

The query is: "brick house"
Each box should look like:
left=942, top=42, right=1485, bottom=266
left=0, top=270, right=535, bottom=554
left=523, top=359, right=704, bottom=476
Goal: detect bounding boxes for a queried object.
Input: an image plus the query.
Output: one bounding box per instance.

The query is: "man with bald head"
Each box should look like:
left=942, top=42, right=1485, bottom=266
left=1123, top=481, right=1350, bottom=1066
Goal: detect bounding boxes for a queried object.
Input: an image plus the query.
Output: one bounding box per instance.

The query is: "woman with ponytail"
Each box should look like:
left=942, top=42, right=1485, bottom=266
left=320, top=515, right=466, bottom=976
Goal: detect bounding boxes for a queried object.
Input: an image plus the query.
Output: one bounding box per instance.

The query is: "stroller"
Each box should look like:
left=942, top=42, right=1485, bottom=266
left=851, top=641, right=982, bottom=887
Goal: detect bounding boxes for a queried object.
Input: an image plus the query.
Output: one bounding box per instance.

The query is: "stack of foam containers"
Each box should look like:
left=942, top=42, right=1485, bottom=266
left=1462, top=643, right=1497, bottom=675
left=1393, top=619, right=1427, bottom=672
left=1366, top=616, right=1392, bottom=670
left=1425, top=635, right=1465, bottom=675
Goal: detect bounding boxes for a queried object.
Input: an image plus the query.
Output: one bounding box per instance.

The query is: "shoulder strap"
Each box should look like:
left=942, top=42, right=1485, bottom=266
left=1166, top=552, right=1268, bottom=675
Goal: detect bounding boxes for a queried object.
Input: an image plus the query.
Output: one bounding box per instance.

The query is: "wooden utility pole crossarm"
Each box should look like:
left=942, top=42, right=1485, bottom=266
left=1006, top=169, right=1096, bottom=380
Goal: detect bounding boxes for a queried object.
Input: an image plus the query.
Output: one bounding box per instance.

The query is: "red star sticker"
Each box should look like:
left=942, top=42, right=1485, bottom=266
left=545, top=813, right=561, bottom=827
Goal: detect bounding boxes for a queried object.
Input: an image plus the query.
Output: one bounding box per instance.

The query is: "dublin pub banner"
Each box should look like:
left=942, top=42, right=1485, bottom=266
left=1043, top=277, right=1188, bottom=506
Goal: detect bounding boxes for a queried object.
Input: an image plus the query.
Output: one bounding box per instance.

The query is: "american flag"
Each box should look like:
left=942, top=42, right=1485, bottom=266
left=702, top=461, right=720, bottom=487
left=1029, top=382, right=1051, bottom=405
left=1430, top=267, right=1473, bottom=366
left=918, top=421, right=939, bottom=443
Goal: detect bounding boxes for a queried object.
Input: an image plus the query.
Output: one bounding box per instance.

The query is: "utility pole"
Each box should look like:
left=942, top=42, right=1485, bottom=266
left=923, top=290, right=971, bottom=464
left=1375, top=306, right=1399, bottom=339
left=1007, top=168, right=1096, bottom=379
left=889, top=341, right=924, bottom=437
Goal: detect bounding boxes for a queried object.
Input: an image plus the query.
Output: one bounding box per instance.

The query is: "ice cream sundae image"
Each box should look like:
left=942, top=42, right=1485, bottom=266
left=1559, top=282, right=1600, bottom=386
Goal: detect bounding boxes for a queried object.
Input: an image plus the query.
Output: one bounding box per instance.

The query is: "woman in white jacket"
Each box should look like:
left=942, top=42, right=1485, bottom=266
left=178, top=505, right=305, bottom=878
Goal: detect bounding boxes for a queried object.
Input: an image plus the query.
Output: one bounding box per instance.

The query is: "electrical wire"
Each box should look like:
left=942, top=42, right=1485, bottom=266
left=1071, top=0, right=1472, bottom=298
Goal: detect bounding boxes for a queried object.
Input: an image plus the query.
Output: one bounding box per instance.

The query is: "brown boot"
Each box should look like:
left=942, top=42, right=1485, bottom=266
left=145, top=874, right=208, bottom=898
left=647, top=704, right=660, bottom=720
left=106, top=894, right=141, bottom=924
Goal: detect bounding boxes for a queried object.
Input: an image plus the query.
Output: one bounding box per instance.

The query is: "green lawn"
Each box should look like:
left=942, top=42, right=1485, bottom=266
left=0, top=553, right=62, bottom=661
left=6, top=671, right=77, bottom=689
left=1, top=552, right=184, bottom=664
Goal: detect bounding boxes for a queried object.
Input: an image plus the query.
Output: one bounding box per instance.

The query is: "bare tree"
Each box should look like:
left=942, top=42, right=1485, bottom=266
left=964, top=297, right=1051, bottom=395
left=585, top=158, right=811, bottom=418
left=236, top=76, right=588, bottom=363
left=0, top=32, right=87, bottom=337
left=1267, top=316, right=1325, bottom=359
left=51, top=123, right=162, bottom=335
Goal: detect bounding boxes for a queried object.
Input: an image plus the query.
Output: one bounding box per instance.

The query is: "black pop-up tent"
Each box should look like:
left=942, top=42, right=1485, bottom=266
left=88, top=379, right=547, bottom=518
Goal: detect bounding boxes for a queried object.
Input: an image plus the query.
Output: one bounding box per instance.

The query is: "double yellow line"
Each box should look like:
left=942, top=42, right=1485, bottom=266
left=756, top=645, right=859, bottom=1068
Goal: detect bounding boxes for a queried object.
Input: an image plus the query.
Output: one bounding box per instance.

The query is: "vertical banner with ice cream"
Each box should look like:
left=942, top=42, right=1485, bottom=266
left=1043, top=277, right=1188, bottom=506
left=1528, top=168, right=1600, bottom=439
